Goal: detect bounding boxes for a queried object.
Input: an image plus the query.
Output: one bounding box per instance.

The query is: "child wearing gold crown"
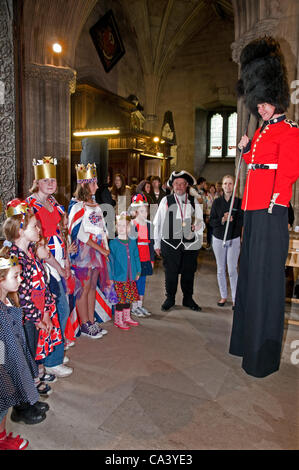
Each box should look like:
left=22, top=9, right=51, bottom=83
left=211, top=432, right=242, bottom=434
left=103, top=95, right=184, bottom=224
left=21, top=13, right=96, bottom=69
left=68, top=163, right=116, bottom=338
left=26, top=157, right=74, bottom=379
left=3, top=199, right=64, bottom=397
left=0, top=246, right=48, bottom=449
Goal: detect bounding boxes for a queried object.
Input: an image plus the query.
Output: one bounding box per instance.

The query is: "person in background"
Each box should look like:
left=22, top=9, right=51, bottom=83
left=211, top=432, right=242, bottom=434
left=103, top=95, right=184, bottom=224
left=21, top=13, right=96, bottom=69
left=161, top=179, right=171, bottom=195
left=130, top=177, right=138, bottom=198
left=96, top=174, right=116, bottom=208
left=205, top=183, right=217, bottom=249
left=196, top=177, right=206, bottom=205
left=150, top=176, right=165, bottom=206
left=109, top=173, right=131, bottom=215
left=141, top=180, right=155, bottom=205
left=209, top=175, right=243, bottom=308
left=215, top=181, right=223, bottom=198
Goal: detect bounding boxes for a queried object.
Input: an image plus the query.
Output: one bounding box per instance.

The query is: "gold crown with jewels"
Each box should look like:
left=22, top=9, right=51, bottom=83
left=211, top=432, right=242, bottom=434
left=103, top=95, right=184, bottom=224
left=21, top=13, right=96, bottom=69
left=33, top=156, right=57, bottom=180
left=5, top=200, right=31, bottom=218
left=75, top=163, right=97, bottom=183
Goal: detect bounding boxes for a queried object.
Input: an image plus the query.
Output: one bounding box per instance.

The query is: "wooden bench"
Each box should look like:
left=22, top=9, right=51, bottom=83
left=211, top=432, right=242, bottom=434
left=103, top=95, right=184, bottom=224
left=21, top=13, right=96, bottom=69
left=285, top=233, right=299, bottom=326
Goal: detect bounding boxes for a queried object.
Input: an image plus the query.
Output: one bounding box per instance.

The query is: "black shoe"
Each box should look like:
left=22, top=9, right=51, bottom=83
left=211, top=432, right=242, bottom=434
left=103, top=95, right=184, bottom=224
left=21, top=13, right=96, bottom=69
left=217, top=301, right=226, bottom=307
left=33, top=401, right=50, bottom=413
left=182, top=299, right=202, bottom=311
left=11, top=406, right=46, bottom=425
left=161, top=298, right=175, bottom=311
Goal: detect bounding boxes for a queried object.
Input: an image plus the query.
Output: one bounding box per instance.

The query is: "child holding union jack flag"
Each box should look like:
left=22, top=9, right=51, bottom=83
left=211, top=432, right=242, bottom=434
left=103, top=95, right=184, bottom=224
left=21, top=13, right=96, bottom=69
left=26, top=157, right=73, bottom=379
left=68, top=163, right=117, bottom=339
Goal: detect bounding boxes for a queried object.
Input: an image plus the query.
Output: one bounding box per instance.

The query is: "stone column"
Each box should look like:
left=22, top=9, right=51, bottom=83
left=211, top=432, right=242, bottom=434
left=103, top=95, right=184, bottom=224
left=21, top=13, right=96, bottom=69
left=23, top=63, right=76, bottom=206
left=0, top=0, right=16, bottom=227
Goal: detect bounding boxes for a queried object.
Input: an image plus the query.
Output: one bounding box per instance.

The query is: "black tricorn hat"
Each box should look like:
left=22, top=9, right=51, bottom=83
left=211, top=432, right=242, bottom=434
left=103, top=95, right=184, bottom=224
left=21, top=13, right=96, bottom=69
left=236, top=36, right=290, bottom=117
left=167, top=170, right=196, bottom=187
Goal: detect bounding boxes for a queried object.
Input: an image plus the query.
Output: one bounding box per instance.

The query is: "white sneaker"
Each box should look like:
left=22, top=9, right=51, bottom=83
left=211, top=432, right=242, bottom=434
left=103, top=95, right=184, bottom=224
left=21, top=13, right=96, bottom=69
left=80, top=321, right=103, bottom=339
left=63, top=355, right=70, bottom=364
left=139, top=306, right=151, bottom=316
left=45, top=364, right=73, bottom=378
left=64, top=341, right=75, bottom=351
left=131, top=307, right=145, bottom=317
left=95, top=322, right=108, bottom=335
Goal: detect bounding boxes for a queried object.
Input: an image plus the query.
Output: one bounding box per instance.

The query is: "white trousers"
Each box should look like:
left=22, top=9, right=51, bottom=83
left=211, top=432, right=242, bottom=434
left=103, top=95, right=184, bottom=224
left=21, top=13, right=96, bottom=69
left=212, top=236, right=241, bottom=302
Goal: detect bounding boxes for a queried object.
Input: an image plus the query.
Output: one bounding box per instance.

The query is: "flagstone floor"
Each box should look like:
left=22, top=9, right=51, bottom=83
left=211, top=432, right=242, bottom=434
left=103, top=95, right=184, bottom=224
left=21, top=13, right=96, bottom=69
left=8, top=250, right=299, bottom=450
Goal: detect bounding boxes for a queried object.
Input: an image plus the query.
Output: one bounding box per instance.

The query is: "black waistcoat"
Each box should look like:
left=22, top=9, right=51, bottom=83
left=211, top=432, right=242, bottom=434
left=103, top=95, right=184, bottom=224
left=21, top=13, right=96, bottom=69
left=162, top=194, right=197, bottom=249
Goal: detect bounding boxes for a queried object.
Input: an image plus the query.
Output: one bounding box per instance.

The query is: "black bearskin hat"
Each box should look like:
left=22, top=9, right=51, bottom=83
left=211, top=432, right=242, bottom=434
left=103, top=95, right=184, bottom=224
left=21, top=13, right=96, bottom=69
left=236, top=36, right=290, bottom=116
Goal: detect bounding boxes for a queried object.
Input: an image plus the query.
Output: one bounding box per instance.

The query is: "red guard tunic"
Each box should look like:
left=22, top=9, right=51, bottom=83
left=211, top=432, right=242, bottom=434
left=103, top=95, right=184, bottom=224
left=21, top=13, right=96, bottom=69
left=242, top=116, right=299, bottom=211
left=230, top=115, right=299, bottom=378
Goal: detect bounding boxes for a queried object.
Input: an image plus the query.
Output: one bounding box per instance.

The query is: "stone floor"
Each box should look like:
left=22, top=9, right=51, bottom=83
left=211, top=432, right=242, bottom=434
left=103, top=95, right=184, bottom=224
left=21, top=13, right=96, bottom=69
left=7, top=250, right=299, bottom=450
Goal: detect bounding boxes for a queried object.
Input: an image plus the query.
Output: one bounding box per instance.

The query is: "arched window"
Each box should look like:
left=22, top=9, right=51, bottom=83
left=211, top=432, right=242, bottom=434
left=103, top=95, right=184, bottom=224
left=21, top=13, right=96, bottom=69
left=207, top=108, right=237, bottom=159
left=227, top=112, right=237, bottom=157
left=209, top=113, right=223, bottom=157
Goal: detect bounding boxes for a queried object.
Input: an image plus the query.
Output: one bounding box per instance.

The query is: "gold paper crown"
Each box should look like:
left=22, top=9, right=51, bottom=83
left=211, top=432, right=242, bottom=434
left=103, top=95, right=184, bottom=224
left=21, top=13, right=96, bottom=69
left=75, top=163, right=97, bottom=183
left=33, top=156, right=57, bottom=180
left=0, top=255, right=19, bottom=270
left=5, top=200, right=31, bottom=218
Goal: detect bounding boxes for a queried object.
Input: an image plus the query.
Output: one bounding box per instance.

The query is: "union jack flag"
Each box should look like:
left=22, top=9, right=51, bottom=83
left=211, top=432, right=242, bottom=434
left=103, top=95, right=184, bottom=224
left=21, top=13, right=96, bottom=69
left=68, top=199, right=113, bottom=327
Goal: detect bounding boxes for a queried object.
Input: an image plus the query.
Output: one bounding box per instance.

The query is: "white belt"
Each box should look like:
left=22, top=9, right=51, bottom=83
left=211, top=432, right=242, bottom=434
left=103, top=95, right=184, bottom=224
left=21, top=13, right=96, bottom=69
left=248, top=163, right=278, bottom=170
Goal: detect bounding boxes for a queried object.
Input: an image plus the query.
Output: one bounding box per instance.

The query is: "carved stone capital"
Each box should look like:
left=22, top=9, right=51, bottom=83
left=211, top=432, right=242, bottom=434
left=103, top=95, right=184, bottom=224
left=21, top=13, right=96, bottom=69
left=231, top=18, right=280, bottom=64
left=24, top=63, right=77, bottom=94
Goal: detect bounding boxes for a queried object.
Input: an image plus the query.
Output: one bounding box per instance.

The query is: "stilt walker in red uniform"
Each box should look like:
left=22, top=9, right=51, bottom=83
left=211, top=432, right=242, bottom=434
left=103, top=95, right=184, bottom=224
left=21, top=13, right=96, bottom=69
left=229, top=37, right=299, bottom=377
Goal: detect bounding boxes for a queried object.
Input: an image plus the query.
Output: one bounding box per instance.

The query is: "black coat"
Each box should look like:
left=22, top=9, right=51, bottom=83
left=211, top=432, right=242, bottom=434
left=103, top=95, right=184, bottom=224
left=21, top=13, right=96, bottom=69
left=209, top=196, right=243, bottom=241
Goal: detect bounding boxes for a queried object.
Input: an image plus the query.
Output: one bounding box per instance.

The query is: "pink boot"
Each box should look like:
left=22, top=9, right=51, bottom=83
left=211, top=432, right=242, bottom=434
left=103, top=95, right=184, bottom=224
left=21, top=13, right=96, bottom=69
left=114, top=310, right=130, bottom=330
left=123, top=308, right=139, bottom=326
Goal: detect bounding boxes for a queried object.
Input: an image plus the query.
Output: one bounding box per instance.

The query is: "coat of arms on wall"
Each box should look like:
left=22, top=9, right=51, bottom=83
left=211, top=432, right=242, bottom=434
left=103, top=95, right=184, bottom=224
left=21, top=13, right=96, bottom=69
left=90, top=10, right=125, bottom=73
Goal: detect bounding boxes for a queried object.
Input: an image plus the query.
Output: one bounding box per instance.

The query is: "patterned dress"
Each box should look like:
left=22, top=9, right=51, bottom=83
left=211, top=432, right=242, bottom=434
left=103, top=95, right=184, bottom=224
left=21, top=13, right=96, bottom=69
left=26, top=195, right=66, bottom=281
left=68, top=200, right=117, bottom=304
left=0, top=300, right=39, bottom=413
left=9, top=244, right=62, bottom=360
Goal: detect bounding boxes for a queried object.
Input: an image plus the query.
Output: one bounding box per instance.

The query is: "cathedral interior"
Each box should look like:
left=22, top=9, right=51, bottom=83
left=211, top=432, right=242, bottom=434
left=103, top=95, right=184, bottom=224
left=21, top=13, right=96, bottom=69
left=0, top=0, right=299, bottom=451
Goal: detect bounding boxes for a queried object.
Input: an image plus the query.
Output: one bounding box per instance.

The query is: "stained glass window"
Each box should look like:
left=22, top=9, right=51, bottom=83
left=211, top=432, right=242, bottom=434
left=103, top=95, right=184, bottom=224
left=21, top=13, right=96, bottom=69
left=227, top=112, right=237, bottom=157
left=209, top=113, right=223, bottom=157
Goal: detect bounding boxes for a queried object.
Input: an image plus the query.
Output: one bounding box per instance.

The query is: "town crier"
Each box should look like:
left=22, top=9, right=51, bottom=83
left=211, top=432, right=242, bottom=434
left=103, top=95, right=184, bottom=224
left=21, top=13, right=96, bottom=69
left=153, top=170, right=204, bottom=312
left=229, top=36, right=299, bottom=377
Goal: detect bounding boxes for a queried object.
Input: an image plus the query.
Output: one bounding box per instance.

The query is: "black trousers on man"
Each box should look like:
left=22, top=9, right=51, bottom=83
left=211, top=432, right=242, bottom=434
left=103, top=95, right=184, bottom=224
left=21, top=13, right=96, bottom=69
left=229, top=207, right=289, bottom=378
left=161, top=241, right=199, bottom=303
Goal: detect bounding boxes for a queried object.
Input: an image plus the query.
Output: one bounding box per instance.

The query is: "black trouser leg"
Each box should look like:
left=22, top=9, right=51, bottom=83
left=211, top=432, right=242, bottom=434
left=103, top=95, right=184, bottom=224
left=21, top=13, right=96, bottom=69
left=180, top=249, right=199, bottom=301
left=161, top=242, right=181, bottom=301
left=229, top=208, right=289, bottom=377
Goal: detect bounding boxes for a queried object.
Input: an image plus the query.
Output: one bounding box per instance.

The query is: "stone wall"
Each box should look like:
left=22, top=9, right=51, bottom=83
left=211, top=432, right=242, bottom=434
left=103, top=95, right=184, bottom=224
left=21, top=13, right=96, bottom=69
left=0, top=0, right=16, bottom=227
left=155, top=15, right=238, bottom=178
left=74, top=1, right=145, bottom=108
